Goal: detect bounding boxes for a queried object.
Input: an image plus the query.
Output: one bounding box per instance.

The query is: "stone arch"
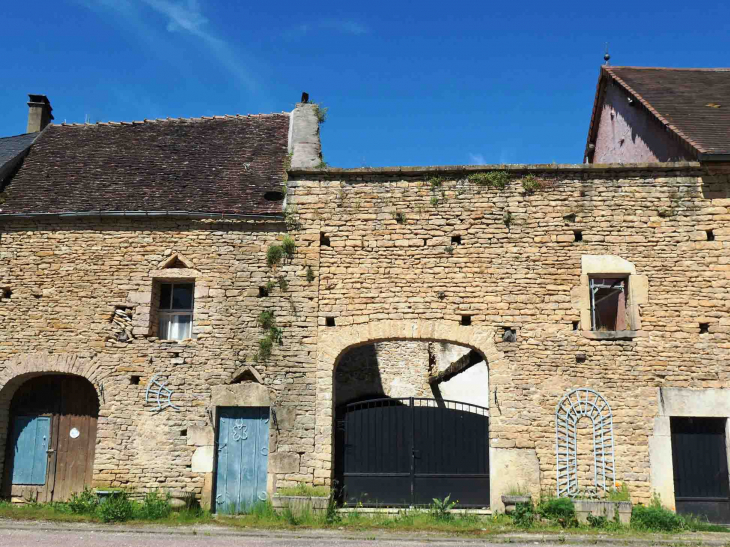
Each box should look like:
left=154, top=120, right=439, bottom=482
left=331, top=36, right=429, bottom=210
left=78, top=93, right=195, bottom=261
left=0, top=353, right=106, bottom=481
left=315, top=320, right=504, bottom=485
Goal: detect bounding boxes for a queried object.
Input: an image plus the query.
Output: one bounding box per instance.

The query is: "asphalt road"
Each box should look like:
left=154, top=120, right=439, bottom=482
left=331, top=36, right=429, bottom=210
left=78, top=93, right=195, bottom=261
left=1, top=521, right=727, bottom=547
left=0, top=525, right=506, bottom=547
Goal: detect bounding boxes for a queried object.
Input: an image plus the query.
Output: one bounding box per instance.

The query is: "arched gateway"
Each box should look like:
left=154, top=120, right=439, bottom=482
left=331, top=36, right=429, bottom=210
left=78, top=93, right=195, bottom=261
left=0, top=355, right=102, bottom=502
left=316, top=320, right=504, bottom=507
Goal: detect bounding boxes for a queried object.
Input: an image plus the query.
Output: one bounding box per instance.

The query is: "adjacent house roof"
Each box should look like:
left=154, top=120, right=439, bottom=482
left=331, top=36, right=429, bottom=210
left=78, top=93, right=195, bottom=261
left=0, top=114, right=290, bottom=217
left=0, top=132, right=39, bottom=181
left=585, top=67, right=730, bottom=161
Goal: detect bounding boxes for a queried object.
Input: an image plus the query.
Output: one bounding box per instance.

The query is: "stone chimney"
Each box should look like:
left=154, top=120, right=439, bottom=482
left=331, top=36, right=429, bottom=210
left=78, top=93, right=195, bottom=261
left=27, top=94, right=54, bottom=133
left=288, top=100, right=322, bottom=168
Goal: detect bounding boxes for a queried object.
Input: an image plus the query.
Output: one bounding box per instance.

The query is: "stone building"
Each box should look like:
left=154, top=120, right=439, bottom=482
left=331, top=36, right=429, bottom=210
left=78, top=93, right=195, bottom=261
left=1, top=74, right=730, bottom=521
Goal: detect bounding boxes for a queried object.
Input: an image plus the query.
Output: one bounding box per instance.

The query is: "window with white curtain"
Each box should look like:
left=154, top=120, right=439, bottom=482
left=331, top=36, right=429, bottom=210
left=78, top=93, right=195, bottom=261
left=158, top=282, right=194, bottom=340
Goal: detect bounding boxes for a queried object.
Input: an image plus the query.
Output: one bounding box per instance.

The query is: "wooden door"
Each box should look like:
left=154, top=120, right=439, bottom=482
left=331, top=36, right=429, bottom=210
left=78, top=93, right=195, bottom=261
left=2, top=375, right=99, bottom=502
left=214, top=407, right=269, bottom=514
left=52, top=377, right=99, bottom=501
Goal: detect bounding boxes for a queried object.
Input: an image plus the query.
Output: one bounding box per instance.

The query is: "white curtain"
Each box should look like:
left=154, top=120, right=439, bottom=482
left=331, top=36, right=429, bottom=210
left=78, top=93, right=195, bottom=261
left=159, top=314, right=192, bottom=340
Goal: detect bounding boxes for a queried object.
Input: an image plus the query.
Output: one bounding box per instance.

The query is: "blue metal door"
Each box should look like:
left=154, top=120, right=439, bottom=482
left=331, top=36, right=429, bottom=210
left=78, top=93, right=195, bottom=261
left=215, top=407, right=269, bottom=514
left=11, top=416, right=51, bottom=485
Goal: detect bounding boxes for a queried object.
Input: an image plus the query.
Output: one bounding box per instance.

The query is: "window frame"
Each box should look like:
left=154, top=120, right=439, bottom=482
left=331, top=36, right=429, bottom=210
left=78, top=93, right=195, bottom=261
left=157, top=281, right=195, bottom=341
left=589, top=275, right=629, bottom=332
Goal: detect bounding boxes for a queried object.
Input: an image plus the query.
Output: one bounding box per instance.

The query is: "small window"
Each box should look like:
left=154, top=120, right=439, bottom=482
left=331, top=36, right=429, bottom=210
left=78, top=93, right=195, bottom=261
left=590, top=277, right=628, bottom=331
left=158, top=282, right=194, bottom=340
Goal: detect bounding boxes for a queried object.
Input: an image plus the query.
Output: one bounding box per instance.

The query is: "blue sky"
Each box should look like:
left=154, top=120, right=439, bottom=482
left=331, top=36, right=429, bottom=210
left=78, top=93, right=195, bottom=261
left=2, top=0, right=729, bottom=167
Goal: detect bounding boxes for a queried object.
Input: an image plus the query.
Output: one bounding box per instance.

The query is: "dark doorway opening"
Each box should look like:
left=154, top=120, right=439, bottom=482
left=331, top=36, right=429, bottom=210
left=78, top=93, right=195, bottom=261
left=671, top=417, right=730, bottom=523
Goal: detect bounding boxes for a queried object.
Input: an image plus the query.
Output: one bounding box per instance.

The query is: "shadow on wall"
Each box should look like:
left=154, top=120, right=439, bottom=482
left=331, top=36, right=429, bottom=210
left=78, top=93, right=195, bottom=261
left=334, top=344, right=385, bottom=408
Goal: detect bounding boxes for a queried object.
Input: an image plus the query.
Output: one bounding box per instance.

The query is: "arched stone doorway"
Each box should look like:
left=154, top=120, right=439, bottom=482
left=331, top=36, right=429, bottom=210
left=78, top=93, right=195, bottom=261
left=334, top=339, right=491, bottom=507
left=315, top=320, right=505, bottom=506
left=1, top=374, right=99, bottom=502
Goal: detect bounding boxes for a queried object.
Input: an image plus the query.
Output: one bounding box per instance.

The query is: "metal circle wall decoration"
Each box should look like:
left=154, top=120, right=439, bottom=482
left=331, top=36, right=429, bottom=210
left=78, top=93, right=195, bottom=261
left=555, top=388, right=615, bottom=498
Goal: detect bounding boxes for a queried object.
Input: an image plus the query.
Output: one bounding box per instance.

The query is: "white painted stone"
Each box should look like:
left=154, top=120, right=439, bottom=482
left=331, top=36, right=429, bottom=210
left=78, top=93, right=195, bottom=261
left=192, top=446, right=215, bottom=473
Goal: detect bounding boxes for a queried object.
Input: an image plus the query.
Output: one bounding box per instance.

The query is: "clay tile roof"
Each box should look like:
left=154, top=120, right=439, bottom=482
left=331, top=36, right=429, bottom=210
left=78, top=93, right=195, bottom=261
left=589, top=67, right=730, bottom=157
left=0, top=114, right=290, bottom=216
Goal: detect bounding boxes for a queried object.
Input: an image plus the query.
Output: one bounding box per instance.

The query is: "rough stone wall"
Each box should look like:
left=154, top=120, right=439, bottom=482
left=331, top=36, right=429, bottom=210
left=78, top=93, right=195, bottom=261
left=287, top=163, right=730, bottom=503
left=0, top=217, right=319, bottom=499
left=2, top=162, right=730, bottom=508
left=334, top=341, right=433, bottom=407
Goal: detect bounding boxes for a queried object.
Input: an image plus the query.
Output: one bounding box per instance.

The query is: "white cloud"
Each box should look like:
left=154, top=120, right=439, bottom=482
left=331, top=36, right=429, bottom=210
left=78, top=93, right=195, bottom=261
left=469, top=153, right=486, bottom=165
left=81, top=0, right=256, bottom=91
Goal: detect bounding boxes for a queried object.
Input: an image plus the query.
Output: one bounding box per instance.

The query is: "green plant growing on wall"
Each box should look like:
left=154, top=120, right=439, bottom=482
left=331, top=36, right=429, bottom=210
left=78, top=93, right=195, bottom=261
left=267, top=236, right=296, bottom=269
left=258, top=310, right=275, bottom=331
left=281, top=235, right=296, bottom=258
left=315, top=159, right=330, bottom=169
left=312, top=103, right=328, bottom=124
left=255, top=310, right=283, bottom=362
left=284, top=204, right=300, bottom=230
left=428, top=176, right=443, bottom=191
left=445, top=245, right=454, bottom=255
left=277, top=275, right=289, bottom=292
left=521, top=174, right=543, bottom=194
left=267, top=245, right=284, bottom=268
left=503, top=211, right=513, bottom=227
left=430, top=196, right=440, bottom=207
left=468, top=171, right=510, bottom=189
left=306, top=266, right=315, bottom=283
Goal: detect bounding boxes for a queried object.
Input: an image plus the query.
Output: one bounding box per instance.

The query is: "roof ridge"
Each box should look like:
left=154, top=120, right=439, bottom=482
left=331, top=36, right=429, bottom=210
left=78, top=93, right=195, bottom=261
left=605, top=66, right=730, bottom=72
left=0, top=132, right=39, bottom=140
left=53, top=111, right=290, bottom=128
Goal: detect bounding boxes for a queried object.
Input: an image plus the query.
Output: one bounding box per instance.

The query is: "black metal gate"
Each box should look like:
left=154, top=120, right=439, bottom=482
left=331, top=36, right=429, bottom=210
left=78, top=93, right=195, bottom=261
left=671, top=417, right=730, bottom=523
left=335, top=398, right=489, bottom=508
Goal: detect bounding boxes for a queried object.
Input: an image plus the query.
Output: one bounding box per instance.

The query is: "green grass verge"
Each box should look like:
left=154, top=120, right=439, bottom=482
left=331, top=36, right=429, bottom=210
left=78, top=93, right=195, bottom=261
left=1, top=499, right=729, bottom=538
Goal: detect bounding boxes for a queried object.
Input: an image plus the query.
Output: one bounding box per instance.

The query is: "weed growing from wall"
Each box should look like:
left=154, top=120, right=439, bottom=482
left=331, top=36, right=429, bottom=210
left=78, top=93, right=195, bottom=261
left=467, top=171, right=510, bottom=189
left=312, top=103, right=328, bottom=124
left=521, top=174, right=544, bottom=194
left=255, top=310, right=283, bottom=362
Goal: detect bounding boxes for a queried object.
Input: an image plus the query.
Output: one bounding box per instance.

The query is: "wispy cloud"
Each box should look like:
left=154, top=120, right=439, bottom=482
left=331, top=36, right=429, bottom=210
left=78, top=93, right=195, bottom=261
left=469, top=153, right=486, bottom=165
left=81, top=0, right=257, bottom=91
left=288, top=19, right=369, bottom=38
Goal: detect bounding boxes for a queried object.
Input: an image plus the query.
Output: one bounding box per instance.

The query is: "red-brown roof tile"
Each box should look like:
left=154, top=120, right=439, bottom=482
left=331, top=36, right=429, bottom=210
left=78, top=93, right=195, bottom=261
left=0, top=114, right=290, bottom=216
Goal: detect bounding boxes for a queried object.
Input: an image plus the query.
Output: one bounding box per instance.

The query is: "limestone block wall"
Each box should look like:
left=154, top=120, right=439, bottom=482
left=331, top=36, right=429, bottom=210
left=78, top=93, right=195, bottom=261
left=334, top=341, right=433, bottom=407
left=286, top=163, right=730, bottom=504
left=0, top=217, right=320, bottom=501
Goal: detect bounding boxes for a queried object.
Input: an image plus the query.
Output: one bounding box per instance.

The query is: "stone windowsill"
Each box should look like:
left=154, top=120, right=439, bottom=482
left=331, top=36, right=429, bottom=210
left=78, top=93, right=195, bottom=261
left=581, top=330, right=640, bottom=341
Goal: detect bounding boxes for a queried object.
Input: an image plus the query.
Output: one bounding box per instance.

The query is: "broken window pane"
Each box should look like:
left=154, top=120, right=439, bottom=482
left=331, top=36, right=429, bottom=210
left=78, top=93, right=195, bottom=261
left=590, top=277, right=627, bottom=331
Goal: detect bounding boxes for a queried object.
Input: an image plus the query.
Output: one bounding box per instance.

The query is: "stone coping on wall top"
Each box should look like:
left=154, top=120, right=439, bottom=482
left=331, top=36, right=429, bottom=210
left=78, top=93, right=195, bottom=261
left=288, top=161, right=702, bottom=178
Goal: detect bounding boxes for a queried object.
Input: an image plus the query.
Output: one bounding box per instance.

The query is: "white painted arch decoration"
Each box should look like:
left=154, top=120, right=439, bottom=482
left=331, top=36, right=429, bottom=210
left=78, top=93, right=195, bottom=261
left=555, top=388, right=615, bottom=497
